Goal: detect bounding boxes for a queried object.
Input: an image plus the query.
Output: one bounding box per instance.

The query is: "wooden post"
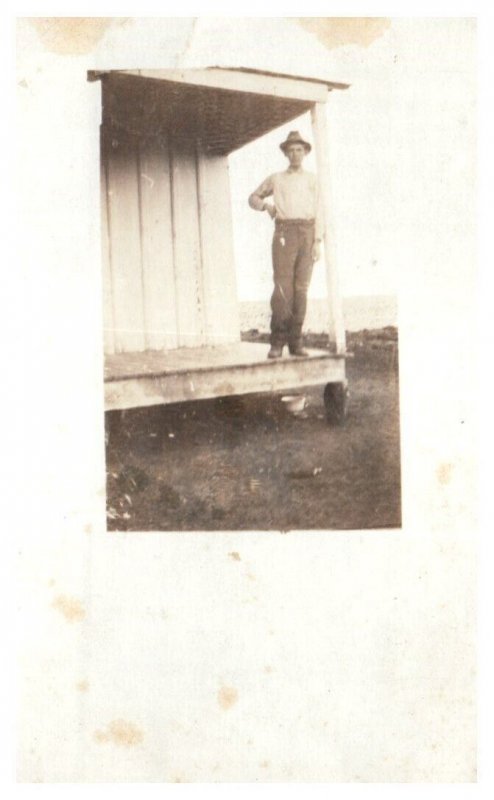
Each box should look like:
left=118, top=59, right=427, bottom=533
left=311, top=102, right=346, bottom=353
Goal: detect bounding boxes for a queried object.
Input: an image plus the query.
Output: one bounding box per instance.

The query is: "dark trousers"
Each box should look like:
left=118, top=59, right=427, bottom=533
left=270, top=219, right=315, bottom=348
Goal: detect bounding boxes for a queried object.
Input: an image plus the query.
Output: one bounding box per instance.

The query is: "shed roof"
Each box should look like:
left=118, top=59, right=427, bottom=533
left=209, top=66, right=349, bottom=92
left=92, top=67, right=349, bottom=156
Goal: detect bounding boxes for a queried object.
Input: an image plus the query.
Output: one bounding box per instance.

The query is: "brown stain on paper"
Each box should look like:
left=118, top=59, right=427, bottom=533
left=218, top=686, right=238, bottom=710
left=28, top=17, right=119, bottom=55
left=76, top=680, right=89, bottom=693
left=51, top=594, right=86, bottom=623
left=228, top=551, right=241, bottom=561
left=437, top=462, right=453, bottom=486
left=28, top=17, right=390, bottom=57
left=94, top=719, right=144, bottom=747
left=296, top=17, right=391, bottom=49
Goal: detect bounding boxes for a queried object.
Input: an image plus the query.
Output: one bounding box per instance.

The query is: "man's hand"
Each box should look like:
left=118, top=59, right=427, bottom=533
left=263, top=202, right=277, bottom=220
left=311, top=240, right=322, bottom=262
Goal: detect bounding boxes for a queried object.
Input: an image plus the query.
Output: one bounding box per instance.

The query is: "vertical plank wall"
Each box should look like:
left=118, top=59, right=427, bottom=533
left=197, top=152, right=240, bottom=345
left=100, top=147, right=115, bottom=354
left=138, top=140, right=177, bottom=350
left=170, top=140, right=205, bottom=348
left=101, top=128, right=240, bottom=355
left=104, top=132, right=146, bottom=353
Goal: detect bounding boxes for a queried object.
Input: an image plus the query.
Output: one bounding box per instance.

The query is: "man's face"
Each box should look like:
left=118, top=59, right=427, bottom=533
left=286, top=143, right=306, bottom=168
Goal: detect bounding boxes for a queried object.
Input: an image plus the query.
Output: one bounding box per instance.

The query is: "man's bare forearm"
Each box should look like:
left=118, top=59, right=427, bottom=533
left=248, top=192, right=266, bottom=211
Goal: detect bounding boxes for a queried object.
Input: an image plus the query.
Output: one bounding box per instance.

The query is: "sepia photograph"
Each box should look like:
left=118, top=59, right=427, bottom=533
left=99, top=21, right=401, bottom=531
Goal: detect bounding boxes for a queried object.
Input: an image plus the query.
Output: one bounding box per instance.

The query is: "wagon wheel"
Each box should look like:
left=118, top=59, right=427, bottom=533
left=323, top=381, right=349, bottom=426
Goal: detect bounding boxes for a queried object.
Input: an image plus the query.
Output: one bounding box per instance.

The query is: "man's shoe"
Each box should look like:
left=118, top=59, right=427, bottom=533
left=268, top=345, right=283, bottom=359
left=289, top=345, right=309, bottom=357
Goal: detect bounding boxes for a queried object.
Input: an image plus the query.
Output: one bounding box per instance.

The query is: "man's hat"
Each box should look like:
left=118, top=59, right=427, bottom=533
left=280, top=130, right=312, bottom=154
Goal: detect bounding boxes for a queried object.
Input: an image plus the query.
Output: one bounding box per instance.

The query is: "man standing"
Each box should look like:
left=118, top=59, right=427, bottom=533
left=248, top=130, right=323, bottom=358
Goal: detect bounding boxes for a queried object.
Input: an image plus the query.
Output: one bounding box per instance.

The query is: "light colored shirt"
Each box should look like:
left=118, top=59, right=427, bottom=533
left=249, top=167, right=324, bottom=240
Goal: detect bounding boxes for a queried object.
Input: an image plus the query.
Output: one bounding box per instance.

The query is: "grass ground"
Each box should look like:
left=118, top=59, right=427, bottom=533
left=105, top=329, right=401, bottom=531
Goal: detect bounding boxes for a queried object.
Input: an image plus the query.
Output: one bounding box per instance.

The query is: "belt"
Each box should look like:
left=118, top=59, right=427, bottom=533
left=275, top=218, right=315, bottom=228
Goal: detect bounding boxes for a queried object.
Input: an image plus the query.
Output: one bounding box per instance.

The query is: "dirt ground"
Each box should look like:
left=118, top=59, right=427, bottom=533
left=105, top=329, right=401, bottom=531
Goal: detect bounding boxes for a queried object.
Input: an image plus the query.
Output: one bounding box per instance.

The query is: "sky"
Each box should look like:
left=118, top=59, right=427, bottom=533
left=215, top=18, right=475, bottom=301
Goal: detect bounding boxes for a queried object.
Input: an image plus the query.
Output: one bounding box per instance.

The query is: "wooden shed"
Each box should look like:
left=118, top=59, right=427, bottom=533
left=90, top=67, right=350, bottom=422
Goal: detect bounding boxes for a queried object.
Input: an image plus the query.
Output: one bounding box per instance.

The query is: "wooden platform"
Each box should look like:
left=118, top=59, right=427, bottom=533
left=104, top=342, right=346, bottom=411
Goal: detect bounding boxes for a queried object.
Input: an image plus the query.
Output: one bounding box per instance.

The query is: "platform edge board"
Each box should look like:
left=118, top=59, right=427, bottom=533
left=104, top=349, right=347, bottom=383
left=104, top=358, right=346, bottom=411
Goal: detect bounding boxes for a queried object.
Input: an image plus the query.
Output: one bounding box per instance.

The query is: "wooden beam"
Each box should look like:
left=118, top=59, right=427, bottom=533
left=213, top=66, right=350, bottom=92
left=117, top=68, right=330, bottom=103
left=311, top=102, right=346, bottom=354
left=104, top=343, right=346, bottom=410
